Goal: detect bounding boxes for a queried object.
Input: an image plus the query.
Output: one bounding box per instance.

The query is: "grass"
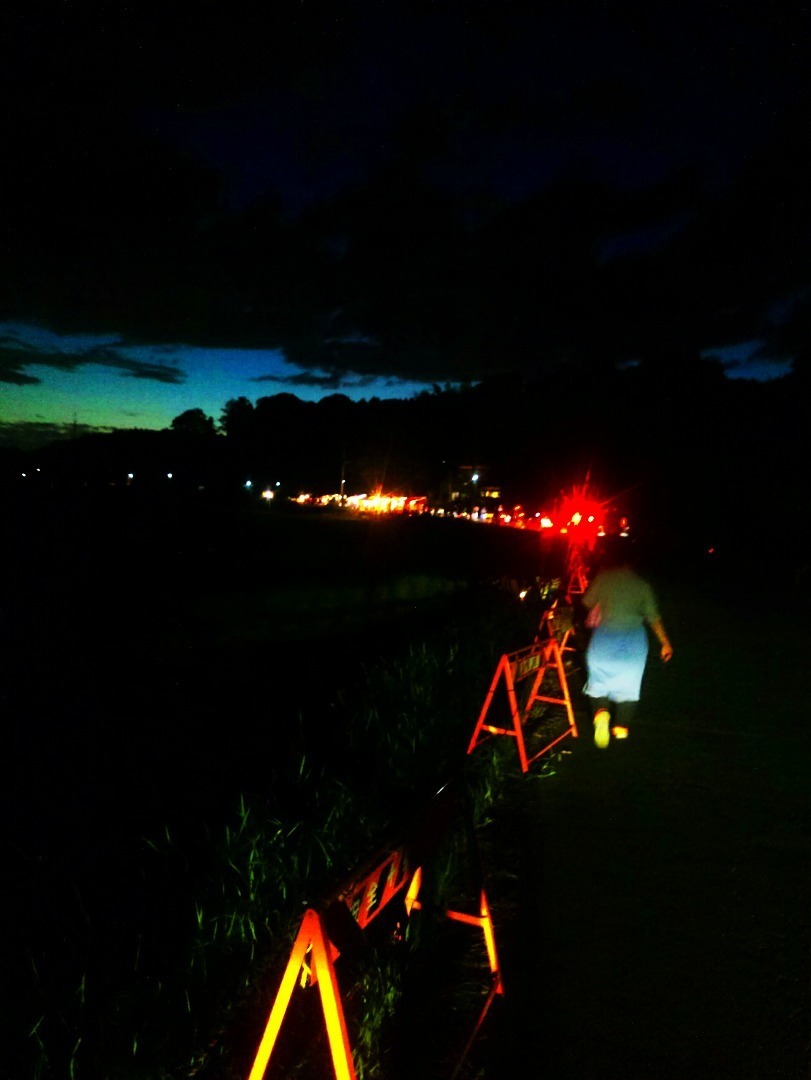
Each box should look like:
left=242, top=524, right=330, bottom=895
left=185, top=599, right=540, bottom=1080
left=6, top=503, right=565, bottom=1079
left=13, top=600, right=549, bottom=1079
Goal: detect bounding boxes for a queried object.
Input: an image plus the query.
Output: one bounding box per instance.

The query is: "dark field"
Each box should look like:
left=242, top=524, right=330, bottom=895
left=4, top=492, right=549, bottom=812
left=2, top=493, right=557, bottom=1078
left=3, top=492, right=808, bottom=1078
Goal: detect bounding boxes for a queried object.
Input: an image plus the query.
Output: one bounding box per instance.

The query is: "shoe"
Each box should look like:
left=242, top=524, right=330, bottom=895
left=611, top=725, right=629, bottom=740
left=593, top=708, right=610, bottom=749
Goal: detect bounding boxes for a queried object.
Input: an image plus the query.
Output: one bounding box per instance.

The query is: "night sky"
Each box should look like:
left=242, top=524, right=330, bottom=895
left=1, top=2, right=808, bottom=447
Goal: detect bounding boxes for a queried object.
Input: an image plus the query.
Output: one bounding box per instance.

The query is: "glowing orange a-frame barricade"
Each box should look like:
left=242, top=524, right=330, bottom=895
left=565, top=544, right=590, bottom=600
left=467, top=637, right=578, bottom=773
left=539, top=597, right=577, bottom=658
left=248, top=831, right=503, bottom=1080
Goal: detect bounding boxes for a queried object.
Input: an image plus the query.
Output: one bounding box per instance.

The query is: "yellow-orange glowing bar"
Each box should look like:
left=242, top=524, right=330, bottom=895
left=248, top=909, right=357, bottom=1080
left=404, top=867, right=422, bottom=915
left=445, top=889, right=503, bottom=994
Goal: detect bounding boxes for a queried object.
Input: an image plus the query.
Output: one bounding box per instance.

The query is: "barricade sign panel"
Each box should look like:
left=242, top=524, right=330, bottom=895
left=467, top=638, right=578, bottom=773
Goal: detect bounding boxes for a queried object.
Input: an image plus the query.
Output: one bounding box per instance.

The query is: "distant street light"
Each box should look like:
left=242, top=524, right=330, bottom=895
left=340, top=448, right=350, bottom=505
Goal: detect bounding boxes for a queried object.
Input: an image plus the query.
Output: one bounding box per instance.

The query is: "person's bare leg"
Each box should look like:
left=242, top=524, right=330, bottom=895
left=612, top=700, right=637, bottom=738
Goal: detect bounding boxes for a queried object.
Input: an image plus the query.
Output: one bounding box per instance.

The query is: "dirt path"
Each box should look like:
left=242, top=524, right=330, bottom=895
left=474, top=585, right=809, bottom=1078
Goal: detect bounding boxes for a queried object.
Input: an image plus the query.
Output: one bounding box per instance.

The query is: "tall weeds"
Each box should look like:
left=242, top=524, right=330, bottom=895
left=20, top=587, right=547, bottom=1079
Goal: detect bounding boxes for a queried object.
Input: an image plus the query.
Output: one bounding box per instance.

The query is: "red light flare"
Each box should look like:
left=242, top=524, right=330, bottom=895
left=553, top=484, right=607, bottom=548
left=540, top=474, right=640, bottom=547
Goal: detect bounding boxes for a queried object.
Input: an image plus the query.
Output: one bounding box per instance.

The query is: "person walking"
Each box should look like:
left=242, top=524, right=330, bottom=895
left=582, top=539, right=673, bottom=748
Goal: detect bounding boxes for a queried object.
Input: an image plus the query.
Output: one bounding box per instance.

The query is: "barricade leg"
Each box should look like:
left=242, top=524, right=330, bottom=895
left=446, top=889, right=503, bottom=994
left=551, top=639, right=578, bottom=737
left=249, top=909, right=356, bottom=1080
left=445, top=887, right=504, bottom=1078
left=467, top=653, right=531, bottom=772
left=520, top=639, right=579, bottom=765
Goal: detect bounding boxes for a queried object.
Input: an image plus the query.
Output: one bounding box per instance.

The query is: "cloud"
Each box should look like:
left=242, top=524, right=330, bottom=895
left=83, top=347, right=186, bottom=384
left=701, top=338, right=795, bottom=381
left=0, top=351, right=41, bottom=385
left=0, top=334, right=186, bottom=386
left=596, top=211, right=693, bottom=262
left=1, top=5, right=809, bottom=386
left=252, top=370, right=342, bottom=389
left=251, top=368, right=382, bottom=390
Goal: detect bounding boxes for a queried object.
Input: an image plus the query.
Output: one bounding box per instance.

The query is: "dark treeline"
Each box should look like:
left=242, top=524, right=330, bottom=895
left=2, top=361, right=803, bottom=561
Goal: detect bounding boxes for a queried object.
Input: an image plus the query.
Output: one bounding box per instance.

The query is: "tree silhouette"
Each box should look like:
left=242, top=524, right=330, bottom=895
left=219, top=397, right=255, bottom=439
left=170, top=408, right=216, bottom=436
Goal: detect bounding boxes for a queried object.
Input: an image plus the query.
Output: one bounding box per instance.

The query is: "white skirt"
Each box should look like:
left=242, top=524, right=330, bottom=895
left=584, top=625, right=649, bottom=703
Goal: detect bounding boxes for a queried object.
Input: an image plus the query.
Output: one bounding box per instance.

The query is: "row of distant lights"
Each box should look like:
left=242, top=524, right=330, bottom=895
left=126, top=472, right=282, bottom=495
left=21, top=470, right=282, bottom=497
left=245, top=480, right=282, bottom=500
left=125, top=474, right=282, bottom=489
left=17, top=471, right=628, bottom=537
left=126, top=472, right=278, bottom=492
left=286, top=497, right=631, bottom=539
left=293, top=492, right=426, bottom=513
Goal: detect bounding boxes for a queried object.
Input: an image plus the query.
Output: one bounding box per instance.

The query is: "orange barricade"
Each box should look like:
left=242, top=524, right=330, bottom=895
left=565, top=546, right=589, bottom=600
left=538, top=597, right=576, bottom=657
left=248, top=908, right=353, bottom=1080
left=248, top=795, right=503, bottom=1080
left=467, top=638, right=578, bottom=773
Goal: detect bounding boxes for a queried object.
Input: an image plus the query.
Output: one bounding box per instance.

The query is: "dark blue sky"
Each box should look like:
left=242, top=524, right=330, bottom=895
left=1, top=2, right=807, bottom=445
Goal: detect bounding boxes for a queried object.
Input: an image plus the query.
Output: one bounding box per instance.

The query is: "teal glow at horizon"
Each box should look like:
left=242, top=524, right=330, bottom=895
left=0, top=322, right=443, bottom=432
